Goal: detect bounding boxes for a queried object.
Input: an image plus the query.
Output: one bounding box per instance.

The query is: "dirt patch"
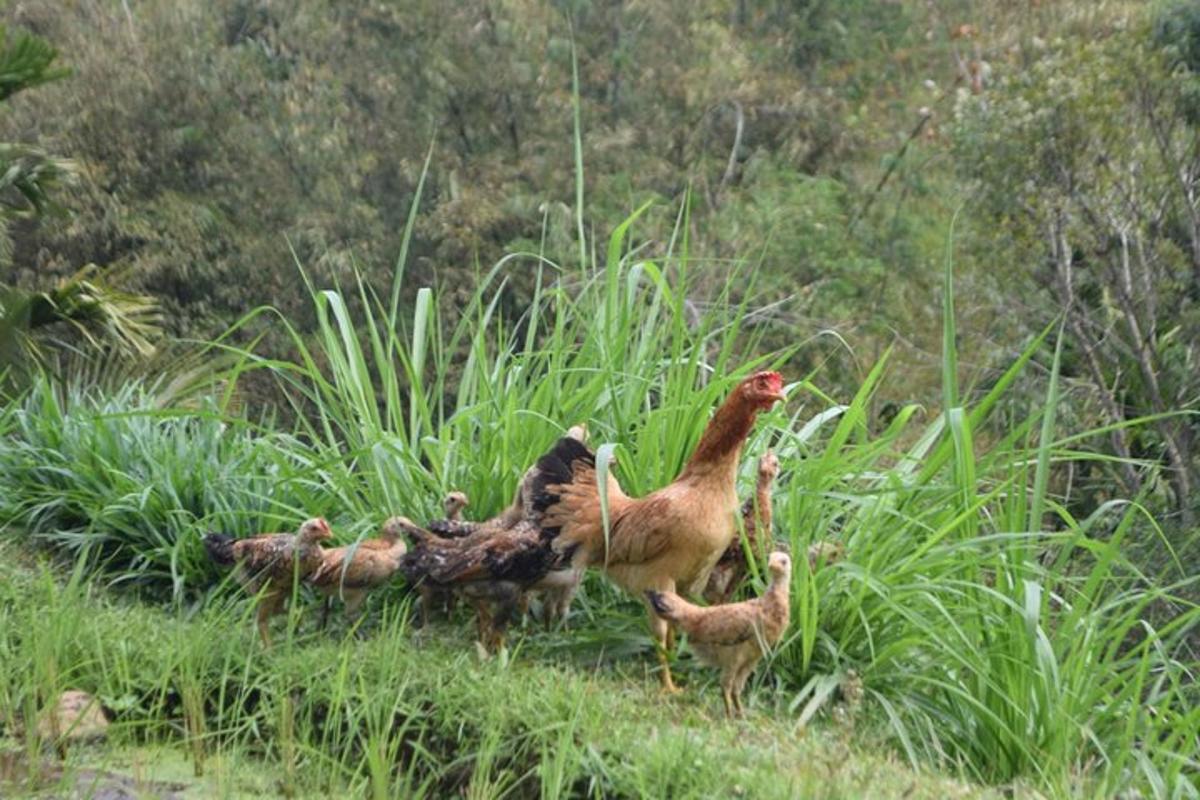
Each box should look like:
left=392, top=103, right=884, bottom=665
left=0, top=748, right=187, bottom=799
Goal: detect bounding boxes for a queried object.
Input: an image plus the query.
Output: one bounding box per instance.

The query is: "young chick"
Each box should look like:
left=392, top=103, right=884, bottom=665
left=307, top=517, right=408, bottom=629
left=203, top=518, right=333, bottom=646
left=704, top=450, right=779, bottom=604
left=396, top=517, right=567, bottom=652
left=805, top=540, right=845, bottom=570
left=647, top=551, right=792, bottom=717
left=528, top=566, right=583, bottom=629
left=445, top=491, right=469, bottom=520
left=428, top=491, right=481, bottom=539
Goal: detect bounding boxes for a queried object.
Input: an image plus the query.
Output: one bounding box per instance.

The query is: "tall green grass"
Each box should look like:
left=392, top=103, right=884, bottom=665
left=0, top=204, right=1195, bottom=796
left=0, top=381, right=361, bottom=595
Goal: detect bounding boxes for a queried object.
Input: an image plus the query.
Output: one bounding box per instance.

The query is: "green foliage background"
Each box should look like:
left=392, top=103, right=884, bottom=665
left=1, top=1, right=1198, bottom=796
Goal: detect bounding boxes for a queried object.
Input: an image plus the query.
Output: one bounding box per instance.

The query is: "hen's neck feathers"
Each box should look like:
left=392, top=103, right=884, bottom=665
left=679, top=391, right=758, bottom=480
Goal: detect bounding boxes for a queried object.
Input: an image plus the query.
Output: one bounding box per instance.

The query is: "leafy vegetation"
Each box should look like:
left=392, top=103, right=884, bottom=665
left=0, top=1, right=1197, bottom=797
left=1, top=216, right=1196, bottom=795
left=0, top=25, right=160, bottom=385
left=954, top=11, right=1200, bottom=528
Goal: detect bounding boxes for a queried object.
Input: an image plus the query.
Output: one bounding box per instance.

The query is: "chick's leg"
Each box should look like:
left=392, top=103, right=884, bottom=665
left=720, top=674, right=736, bottom=718
left=319, top=597, right=333, bottom=631
left=731, top=658, right=756, bottom=717
left=256, top=591, right=284, bottom=647
left=344, top=591, right=367, bottom=636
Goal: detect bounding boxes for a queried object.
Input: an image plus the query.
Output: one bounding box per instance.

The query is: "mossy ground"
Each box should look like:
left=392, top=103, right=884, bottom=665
left=0, top=544, right=996, bottom=799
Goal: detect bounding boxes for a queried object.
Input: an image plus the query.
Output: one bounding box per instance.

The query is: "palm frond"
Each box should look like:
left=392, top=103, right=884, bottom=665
left=0, top=142, right=76, bottom=220
left=0, top=265, right=163, bottom=380
left=0, top=25, right=69, bottom=101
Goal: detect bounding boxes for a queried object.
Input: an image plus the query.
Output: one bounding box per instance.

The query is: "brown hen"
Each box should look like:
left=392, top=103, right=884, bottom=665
left=531, top=371, right=785, bottom=690
left=396, top=517, right=566, bottom=651
left=415, top=424, right=590, bottom=629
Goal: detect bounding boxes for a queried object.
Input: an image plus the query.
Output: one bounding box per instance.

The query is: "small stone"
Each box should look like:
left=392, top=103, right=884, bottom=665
left=37, top=690, right=108, bottom=743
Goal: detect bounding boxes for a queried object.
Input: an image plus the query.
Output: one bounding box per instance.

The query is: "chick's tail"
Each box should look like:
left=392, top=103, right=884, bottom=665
left=645, top=589, right=704, bottom=631
left=390, top=517, right=448, bottom=548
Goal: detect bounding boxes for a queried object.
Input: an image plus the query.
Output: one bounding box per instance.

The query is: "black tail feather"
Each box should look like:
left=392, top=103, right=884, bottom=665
left=528, top=435, right=595, bottom=520
left=202, top=533, right=236, bottom=567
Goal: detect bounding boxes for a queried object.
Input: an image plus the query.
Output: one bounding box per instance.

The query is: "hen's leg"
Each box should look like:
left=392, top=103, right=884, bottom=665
left=471, top=598, right=493, bottom=648
left=541, top=591, right=556, bottom=631
left=560, top=578, right=580, bottom=630
left=490, top=591, right=518, bottom=653
left=554, top=591, right=570, bottom=630
left=722, top=561, right=746, bottom=604
left=549, top=583, right=576, bottom=630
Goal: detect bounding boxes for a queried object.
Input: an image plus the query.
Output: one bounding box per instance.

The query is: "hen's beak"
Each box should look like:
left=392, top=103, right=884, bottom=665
left=760, top=387, right=785, bottom=406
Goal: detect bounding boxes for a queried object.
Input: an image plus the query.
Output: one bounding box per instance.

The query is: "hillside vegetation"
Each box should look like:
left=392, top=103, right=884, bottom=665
left=0, top=1, right=1197, bottom=797
left=5, top=1, right=1199, bottom=529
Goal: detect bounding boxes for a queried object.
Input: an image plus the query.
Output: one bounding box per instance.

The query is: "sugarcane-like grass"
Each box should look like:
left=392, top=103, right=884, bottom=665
left=0, top=207, right=1195, bottom=796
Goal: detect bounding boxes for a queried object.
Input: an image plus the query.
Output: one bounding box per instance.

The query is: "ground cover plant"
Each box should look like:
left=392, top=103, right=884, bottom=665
left=0, top=541, right=992, bottom=799
left=0, top=206, right=1196, bottom=797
